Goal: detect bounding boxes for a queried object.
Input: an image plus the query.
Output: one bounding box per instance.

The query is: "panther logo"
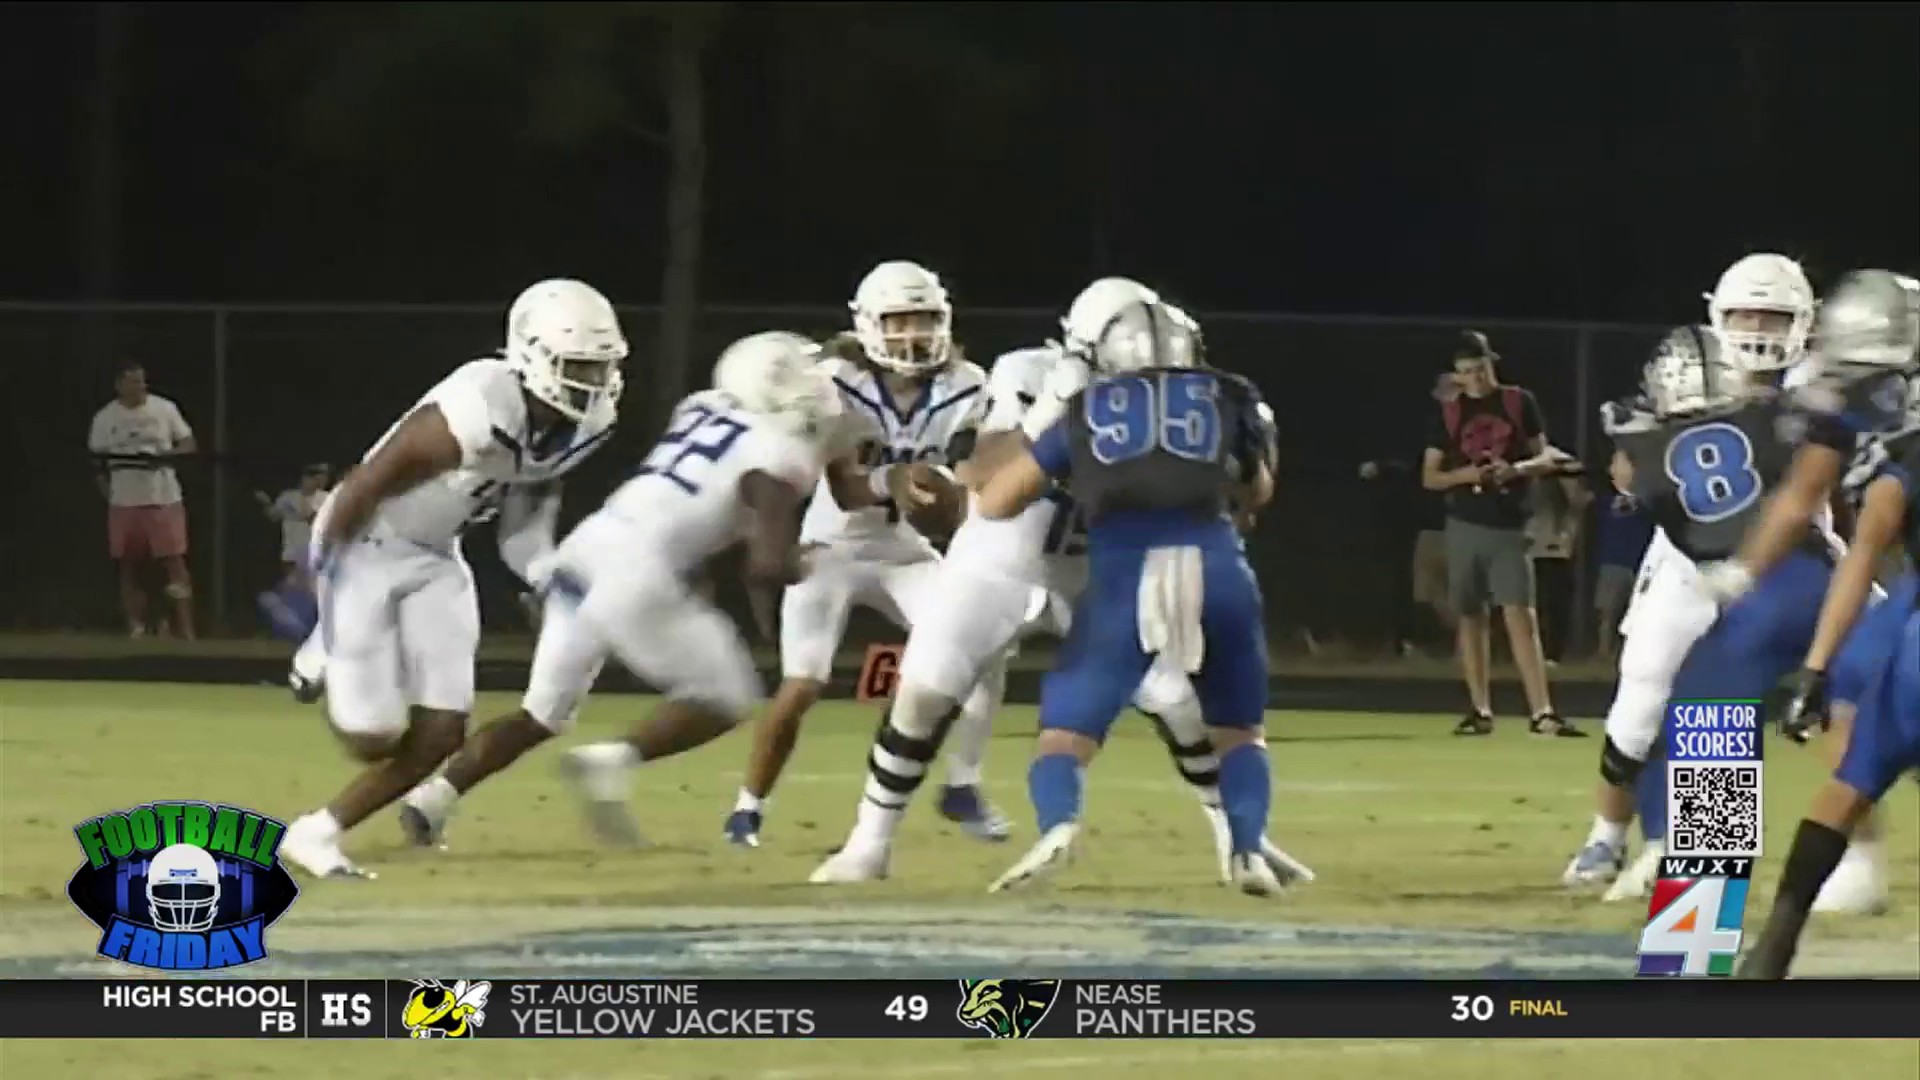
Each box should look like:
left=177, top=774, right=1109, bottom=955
left=956, top=979, right=1061, bottom=1039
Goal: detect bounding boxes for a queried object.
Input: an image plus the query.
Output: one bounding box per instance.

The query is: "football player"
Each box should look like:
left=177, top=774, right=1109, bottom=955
left=809, top=280, right=1311, bottom=888
left=395, top=330, right=878, bottom=848
left=1564, top=254, right=1819, bottom=893
left=1704, top=270, right=1920, bottom=924
left=1739, top=272, right=1920, bottom=977
left=280, top=280, right=625, bottom=878
left=522, top=333, right=883, bottom=842
left=726, top=261, right=1003, bottom=848
left=977, top=296, right=1285, bottom=897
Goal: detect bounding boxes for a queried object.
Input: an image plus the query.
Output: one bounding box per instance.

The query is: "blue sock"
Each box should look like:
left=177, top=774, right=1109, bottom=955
left=1028, top=753, right=1082, bottom=834
left=1216, top=743, right=1271, bottom=856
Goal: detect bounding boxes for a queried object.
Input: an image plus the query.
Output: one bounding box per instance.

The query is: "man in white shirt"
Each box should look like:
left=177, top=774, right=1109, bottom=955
left=88, top=361, right=197, bottom=639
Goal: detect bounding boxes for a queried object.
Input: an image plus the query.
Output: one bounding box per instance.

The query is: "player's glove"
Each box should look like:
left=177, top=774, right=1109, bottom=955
left=1699, top=560, right=1756, bottom=606
left=1782, top=668, right=1831, bottom=745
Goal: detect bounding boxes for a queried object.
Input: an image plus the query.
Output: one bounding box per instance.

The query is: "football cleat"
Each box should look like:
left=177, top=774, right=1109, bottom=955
left=280, top=815, right=375, bottom=880
left=1230, top=852, right=1283, bottom=898
left=723, top=810, right=763, bottom=848
left=1562, top=840, right=1627, bottom=888
left=936, top=785, right=1011, bottom=842
left=809, top=843, right=890, bottom=884
left=396, top=803, right=448, bottom=851
left=988, top=823, right=1079, bottom=893
left=288, top=670, right=325, bottom=705
left=1602, top=839, right=1664, bottom=903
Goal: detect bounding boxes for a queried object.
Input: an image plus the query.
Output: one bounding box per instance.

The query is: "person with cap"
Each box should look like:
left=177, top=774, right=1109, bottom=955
left=1421, top=330, right=1579, bottom=737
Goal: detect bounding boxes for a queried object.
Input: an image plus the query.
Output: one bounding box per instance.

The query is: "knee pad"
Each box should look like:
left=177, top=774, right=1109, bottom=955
left=164, top=582, right=192, bottom=601
left=1599, top=735, right=1647, bottom=789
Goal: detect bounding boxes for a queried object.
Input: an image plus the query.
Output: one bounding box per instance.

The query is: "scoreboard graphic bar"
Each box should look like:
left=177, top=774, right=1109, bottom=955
left=0, top=978, right=1914, bottom=1040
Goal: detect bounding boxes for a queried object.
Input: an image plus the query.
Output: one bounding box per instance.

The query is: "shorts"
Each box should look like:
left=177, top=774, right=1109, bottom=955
left=1595, top=563, right=1636, bottom=615
left=108, top=503, right=188, bottom=560
left=318, top=539, right=479, bottom=738
left=1443, top=517, right=1533, bottom=613
left=1040, top=536, right=1267, bottom=740
left=529, top=512, right=762, bottom=728
left=780, top=549, right=943, bottom=681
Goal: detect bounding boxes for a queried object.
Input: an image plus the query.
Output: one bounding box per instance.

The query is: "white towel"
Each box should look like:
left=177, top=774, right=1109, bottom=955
left=1138, top=546, right=1206, bottom=674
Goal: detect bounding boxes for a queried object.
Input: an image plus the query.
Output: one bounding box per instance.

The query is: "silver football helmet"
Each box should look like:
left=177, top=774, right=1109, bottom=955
left=1645, top=325, right=1743, bottom=419
left=1811, top=269, right=1920, bottom=373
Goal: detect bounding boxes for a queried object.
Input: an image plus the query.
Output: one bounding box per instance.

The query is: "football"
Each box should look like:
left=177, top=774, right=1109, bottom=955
left=901, top=463, right=967, bottom=539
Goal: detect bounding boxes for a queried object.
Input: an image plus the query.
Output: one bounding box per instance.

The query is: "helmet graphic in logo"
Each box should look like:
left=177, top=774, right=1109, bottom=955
left=147, top=843, right=221, bottom=932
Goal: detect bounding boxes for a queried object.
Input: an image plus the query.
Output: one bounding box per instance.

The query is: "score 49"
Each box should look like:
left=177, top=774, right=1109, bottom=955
left=885, top=994, right=931, bottom=1023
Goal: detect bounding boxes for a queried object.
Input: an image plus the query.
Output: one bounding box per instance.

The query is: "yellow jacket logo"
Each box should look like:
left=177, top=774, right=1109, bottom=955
left=956, top=979, right=1060, bottom=1038
left=401, top=980, right=492, bottom=1038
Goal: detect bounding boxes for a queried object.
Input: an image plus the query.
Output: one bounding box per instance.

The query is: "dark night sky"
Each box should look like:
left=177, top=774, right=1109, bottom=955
left=4, top=2, right=1917, bottom=322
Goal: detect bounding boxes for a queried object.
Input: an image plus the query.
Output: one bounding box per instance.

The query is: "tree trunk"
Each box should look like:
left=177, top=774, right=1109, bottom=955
left=654, top=12, right=710, bottom=432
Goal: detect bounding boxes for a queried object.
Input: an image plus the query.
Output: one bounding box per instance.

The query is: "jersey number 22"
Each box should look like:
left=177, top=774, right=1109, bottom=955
left=1664, top=423, right=1761, bottom=523
left=1086, top=372, right=1222, bottom=465
left=636, top=403, right=747, bottom=494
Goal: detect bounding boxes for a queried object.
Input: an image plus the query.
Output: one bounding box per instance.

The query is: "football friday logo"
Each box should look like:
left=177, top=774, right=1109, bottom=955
left=67, top=802, right=301, bottom=971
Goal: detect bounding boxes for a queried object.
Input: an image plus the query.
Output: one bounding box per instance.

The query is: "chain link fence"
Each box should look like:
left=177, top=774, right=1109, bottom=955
left=1, top=301, right=1665, bottom=652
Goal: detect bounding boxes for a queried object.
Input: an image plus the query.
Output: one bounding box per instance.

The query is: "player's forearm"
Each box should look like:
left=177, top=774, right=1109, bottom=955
left=1734, top=450, right=1841, bottom=577
left=496, top=489, right=561, bottom=587
left=1802, top=547, right=1882, bottom=672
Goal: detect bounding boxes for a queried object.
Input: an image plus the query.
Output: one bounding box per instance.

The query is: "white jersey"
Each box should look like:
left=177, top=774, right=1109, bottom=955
left=353, top=358, right=615, bottom=550
left=942, top=346, right=1087, bottom=591
left=599, top=391, right=826, bottom=573
left=798, top=355, right=989, bottom=557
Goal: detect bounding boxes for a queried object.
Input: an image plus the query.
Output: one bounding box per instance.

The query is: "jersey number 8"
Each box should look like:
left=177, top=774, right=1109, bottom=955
left=636, top=403, right=748, bottom=495
left=1664, top=423, right=1762, bottom=523
left=1086, top=372, right=1222, bottom=465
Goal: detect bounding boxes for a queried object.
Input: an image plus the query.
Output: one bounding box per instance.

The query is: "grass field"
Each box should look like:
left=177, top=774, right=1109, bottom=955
left=1, top=679, right=1916, bottom=1078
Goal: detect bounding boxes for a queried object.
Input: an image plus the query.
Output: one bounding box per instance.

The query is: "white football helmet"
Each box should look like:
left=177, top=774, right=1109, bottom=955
left=1164, top=303, right=1207, bottom=364
left=1645, top=325, right=1743, bottom=419
left=1061, top=277, right=1159, bottom=360
left=850, top=261, right=953, bottom=375
left=1705, top=253, right=1815, bottom=373
left=1085, top=298, right=1201, bottom=374
left=146, top=843, right=220, bottom=933
left=505, top=279, right=629, bottom=423
left=713, top=331, right=842, bottom=439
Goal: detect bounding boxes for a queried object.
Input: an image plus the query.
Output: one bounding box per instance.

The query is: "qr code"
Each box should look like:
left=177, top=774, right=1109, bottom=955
left=1668, top=764, right=1762, bottom=857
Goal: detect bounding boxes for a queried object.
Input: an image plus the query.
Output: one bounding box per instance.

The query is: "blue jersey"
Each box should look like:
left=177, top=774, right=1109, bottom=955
left=1031, top=367, right=1269, bottom=547
left=1029, top=367, right=1272, bottom=739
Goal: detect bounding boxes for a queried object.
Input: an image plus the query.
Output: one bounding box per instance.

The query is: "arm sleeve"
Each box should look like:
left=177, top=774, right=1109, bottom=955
left=495, top=484, right=563, bottom=588
left=1030, top=416, right=1073, bottom=479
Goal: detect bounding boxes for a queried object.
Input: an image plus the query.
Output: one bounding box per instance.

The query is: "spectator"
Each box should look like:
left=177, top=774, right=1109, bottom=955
left=88, top=360, right=197, bottom=639
left=1421, top=331, right=1578, bottom=737
left=255, top=464, right=332, bottom=587
left=1358, top=450, right=1449, bottom=656
left=1525, top=452, right=1591, bottom=665
left=1592, top=452, right=1654, bottom=662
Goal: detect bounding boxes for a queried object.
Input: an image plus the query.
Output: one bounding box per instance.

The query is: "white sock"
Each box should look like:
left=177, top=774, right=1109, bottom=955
left=1197, top=787, right=1223, bottom=810
left=943, top=668, right=1001, bottom=789
left=300, top=810, right=341, bottom=841
left=849, top=797, right=905, bottom=849
left=1587, top=815, right=1629, bottom=850
left=733, top=789, right=765, bottom=814
left=406, top=775, right=459, bottom=818
left=1843, top=839, right=1885, bottom=868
